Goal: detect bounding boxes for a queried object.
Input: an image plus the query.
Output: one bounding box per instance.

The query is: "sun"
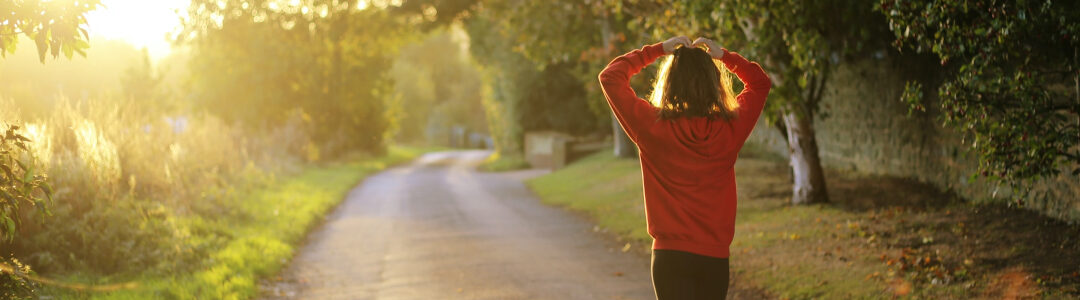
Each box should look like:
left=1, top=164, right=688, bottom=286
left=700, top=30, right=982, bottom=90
left=84, top=0, right=191, bottom=61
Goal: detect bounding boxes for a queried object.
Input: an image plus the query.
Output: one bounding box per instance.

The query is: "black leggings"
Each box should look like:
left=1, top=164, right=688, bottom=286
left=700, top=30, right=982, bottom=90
left=651, top=249, right=729, bottom=300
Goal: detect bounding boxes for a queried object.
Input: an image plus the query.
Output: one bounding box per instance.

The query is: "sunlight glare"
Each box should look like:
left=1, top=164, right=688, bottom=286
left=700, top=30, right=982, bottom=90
left=85, top=0, right=190, bottom=61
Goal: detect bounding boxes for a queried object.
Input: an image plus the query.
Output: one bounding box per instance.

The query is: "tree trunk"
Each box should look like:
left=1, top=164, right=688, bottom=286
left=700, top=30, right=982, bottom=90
left=612, top=114, right=638, bottom=158
left=600, top=11, right=637, bottom=159
left=782, top=104, right=828, bottom=204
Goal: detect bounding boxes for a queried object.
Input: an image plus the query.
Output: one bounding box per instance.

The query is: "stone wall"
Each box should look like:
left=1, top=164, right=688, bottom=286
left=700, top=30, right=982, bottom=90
left=745, top=58, right=1080, bottom=222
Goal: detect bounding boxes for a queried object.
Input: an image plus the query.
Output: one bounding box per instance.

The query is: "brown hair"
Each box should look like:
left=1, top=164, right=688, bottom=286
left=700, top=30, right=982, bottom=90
left=648, top=46, right=738, bottom=120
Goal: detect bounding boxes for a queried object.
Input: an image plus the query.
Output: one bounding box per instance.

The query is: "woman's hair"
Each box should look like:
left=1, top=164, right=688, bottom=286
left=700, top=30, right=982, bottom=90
left=648, top=46, right=738, bottom=120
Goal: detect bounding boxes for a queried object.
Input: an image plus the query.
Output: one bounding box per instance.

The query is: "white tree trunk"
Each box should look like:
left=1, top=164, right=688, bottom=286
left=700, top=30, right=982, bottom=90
left=782, top=106, right=829, bottom=204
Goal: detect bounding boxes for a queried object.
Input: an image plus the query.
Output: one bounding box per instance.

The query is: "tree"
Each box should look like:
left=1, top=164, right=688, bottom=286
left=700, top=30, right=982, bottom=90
left=460, top=10, right=533, bottom=156
left=180, top=0, right=411, bottom=155
left=0, top=0, right=101, bottom=63
left=882, top=0, right=1080, bottom=199
left=396, top=0, right=642, bottom=157
left=488, top=0, right=639, bottom=157
left=388, top=30, right=487, bottom=144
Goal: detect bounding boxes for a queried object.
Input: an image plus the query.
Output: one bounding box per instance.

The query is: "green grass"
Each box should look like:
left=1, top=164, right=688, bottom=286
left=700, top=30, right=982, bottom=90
left=526, top=149, right=897, bottom=298
left=478, top=151, right=530, bottom=172
left=528, top=148, right=1080, bottom=299
left=43, top=146, right=435, bottom=299
left=526, top=151, right=650, bottom=248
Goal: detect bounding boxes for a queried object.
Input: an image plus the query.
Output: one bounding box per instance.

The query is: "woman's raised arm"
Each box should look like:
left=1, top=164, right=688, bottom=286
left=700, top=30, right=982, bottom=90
left=693, top=37, right=772, bottom=140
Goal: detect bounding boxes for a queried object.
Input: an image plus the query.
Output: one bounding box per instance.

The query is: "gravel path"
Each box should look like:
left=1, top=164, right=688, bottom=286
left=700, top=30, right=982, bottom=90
left=260, top=150, right=655, bottom=300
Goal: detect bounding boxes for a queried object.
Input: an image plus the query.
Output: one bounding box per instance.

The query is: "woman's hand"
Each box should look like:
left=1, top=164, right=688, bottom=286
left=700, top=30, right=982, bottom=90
left=662, top=36, right=692, bottom=54
left=692, top=37, right=725, bottom=59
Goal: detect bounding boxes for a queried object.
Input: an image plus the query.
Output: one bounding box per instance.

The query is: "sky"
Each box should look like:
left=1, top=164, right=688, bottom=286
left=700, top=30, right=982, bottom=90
left=85, top=0, right=191, bottom=61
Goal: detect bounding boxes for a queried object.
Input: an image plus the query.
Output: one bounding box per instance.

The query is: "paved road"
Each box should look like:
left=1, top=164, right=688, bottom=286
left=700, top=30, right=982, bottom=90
left=261, top=150, right=655, bottom=299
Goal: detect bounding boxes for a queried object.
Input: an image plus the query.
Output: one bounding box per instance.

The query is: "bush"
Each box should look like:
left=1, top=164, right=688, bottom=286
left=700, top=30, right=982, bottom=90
left=0, top=257, right=38, bottom=299
left=0, top=123, right=52, bottom=300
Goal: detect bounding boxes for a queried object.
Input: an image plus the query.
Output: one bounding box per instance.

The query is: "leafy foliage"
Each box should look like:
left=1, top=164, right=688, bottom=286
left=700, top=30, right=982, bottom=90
left=882, top=0, right=1080, bottom=187
left=616, top=0, right=892, bottom=121
left=608, top=0, right=896, bottom=204
left=490, top=0, right=641, bottom=131
left=388, top=30, right=486, bottom=143
left=180, top=0, right=411, bottom=156
left=0, top=256, right=37, bottom=299
left=0, top=124, right=50, bottom=300
left=0, top=124, right=51, bottom=243
left=0, top=0, right=101, bottom=63
left=452, top=4, right=607, bottom=154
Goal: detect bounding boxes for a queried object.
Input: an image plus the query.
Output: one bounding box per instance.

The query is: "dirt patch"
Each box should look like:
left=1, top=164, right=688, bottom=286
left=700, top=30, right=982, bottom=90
left=827, top=171, right=956, bottom=211
left=982, top=267, right=1040, bottom=300
left=826, top=167, right=1080, bottom=297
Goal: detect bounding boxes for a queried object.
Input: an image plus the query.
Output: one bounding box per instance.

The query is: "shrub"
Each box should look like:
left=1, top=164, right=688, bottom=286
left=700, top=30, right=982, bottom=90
left=1, top=123, right=52, bottom=300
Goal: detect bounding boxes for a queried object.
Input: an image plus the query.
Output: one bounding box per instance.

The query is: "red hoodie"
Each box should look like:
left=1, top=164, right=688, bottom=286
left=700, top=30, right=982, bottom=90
left=598, top=42, right=771, bottom=258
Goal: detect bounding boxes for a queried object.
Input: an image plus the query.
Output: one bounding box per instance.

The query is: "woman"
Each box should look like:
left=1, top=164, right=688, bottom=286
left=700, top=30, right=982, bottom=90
left=598, top=36, right=771, bottom=299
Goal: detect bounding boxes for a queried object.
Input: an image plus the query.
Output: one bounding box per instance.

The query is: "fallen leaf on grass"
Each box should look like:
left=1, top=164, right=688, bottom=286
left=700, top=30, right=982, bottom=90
left=889, top=278, right=912, bottom=296
left=984, top=267, right=1039, bottom=299
left=866, top=271, right=881, bottom=280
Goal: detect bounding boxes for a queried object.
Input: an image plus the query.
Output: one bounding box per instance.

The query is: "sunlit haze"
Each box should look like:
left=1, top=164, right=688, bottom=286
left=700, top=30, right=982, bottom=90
left=1, top=1, right=1076, bottom=299
left=85, top=0, right=190, bottom=61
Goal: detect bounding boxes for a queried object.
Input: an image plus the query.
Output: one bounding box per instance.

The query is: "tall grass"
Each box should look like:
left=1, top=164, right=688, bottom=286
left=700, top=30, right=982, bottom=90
left=0, top=96, right=310, bottom=277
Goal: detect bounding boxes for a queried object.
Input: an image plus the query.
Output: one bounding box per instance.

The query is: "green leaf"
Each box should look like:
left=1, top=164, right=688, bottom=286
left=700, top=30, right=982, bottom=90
left=0, top=189, right=16, bottom=204
left=21, top=162, right=34, bottom=183
left=62, top=43, right=74, bottom=59
left=0, top=164, right=15, bottom=179
left=1, top=216, right=14, bottom=241
left=51, top=40, right=62, bottom=58
left=35, top=32, right=48, bottom=63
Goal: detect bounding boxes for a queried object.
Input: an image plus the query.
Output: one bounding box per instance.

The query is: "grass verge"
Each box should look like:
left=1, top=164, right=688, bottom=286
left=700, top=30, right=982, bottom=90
left=526, top=148, right=1080, bottom=299
left=478, top=151, right=530, bottom=172
left=42, top=146, right=435, bottom=299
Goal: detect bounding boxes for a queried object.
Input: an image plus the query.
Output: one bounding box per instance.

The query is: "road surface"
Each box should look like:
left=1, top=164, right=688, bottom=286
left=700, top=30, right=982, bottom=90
left=260, top=150, right=655, bottom=299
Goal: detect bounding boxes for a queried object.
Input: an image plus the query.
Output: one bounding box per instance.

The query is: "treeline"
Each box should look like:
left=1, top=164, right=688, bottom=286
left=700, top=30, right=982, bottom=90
left=388, top=30, right=487, bottom=144
left=180, top=0, right=413, bottom=156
